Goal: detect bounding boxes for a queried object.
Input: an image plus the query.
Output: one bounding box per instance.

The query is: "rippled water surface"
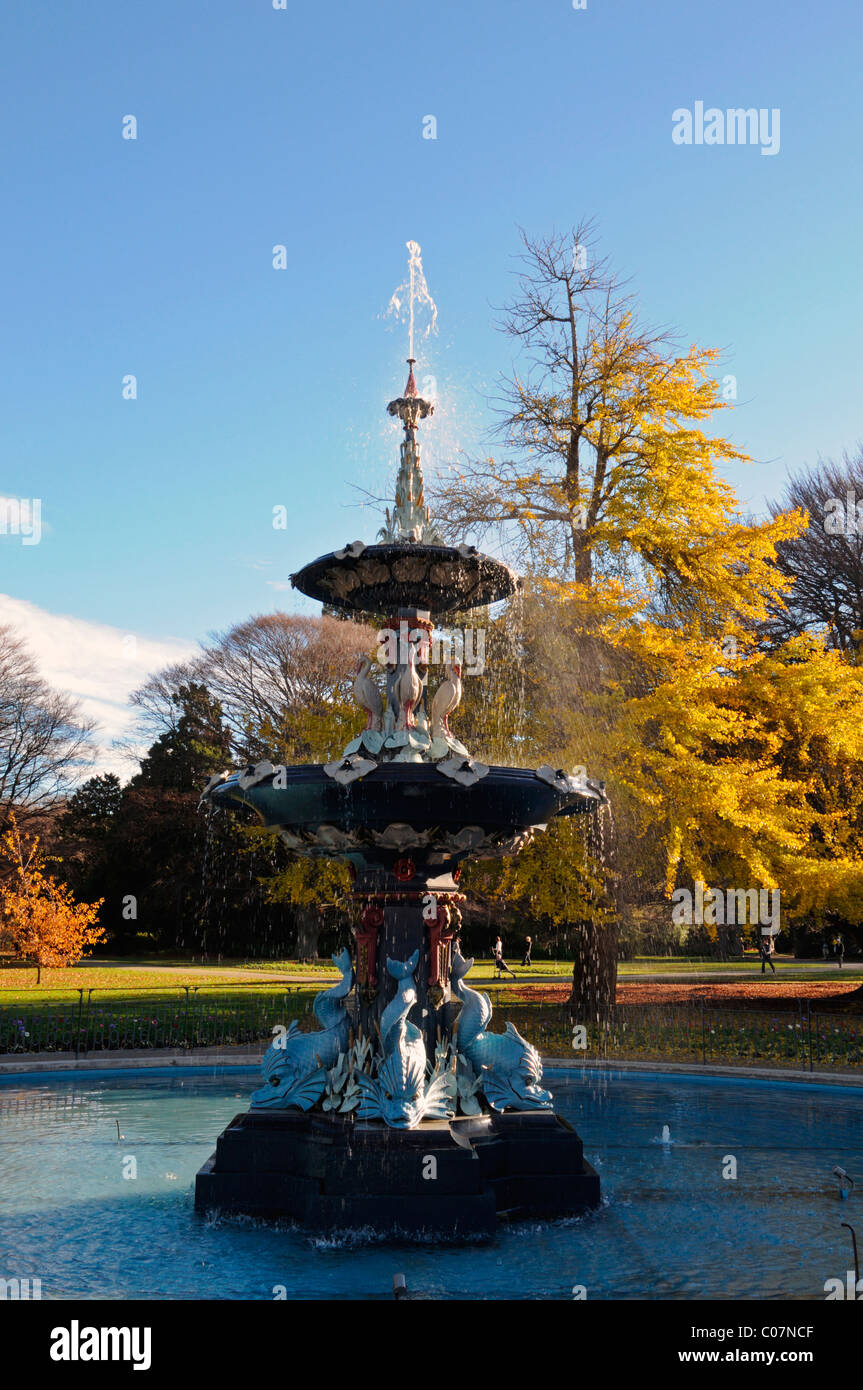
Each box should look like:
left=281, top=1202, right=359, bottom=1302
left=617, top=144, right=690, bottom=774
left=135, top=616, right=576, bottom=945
left=1, top=1064, right=860, bottom=1300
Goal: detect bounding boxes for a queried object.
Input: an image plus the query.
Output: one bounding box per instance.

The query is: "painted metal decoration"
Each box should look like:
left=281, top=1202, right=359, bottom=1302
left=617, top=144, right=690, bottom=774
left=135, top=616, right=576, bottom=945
left=250, top=949, right=354, bottom=1110
left=430, top=659, right=462, bottom=738
left=354, top=655, right=383, bottom=732
left=378, top=362, right=445, bottom=545
left=355, top=951, right=453, bottom=1128
left=451, top=950, right=553, bottom=1111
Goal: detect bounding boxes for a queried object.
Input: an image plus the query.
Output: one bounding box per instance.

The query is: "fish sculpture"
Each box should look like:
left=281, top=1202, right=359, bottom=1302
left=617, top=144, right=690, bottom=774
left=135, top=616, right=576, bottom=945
left=451, top=949, right=552, bottom=1111
left=356, top=950, right=452, bottom=1128
left=251, top=948, right=354, bottom=1110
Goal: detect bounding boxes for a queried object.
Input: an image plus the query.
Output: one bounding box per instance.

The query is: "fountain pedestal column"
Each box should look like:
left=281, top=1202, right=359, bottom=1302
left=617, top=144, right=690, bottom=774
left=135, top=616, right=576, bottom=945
left=351, top=862, right=462, bottom=1055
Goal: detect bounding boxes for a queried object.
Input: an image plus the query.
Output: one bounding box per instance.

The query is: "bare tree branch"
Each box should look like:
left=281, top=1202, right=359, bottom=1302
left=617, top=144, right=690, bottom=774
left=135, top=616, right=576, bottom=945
left=0, top=626, right=94, bottom=822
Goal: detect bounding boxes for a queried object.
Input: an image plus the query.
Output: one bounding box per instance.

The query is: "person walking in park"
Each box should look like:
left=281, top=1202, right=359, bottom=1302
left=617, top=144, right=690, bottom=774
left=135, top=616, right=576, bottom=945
left=822, top=939, right=830, bottom=962
left=836, top=936, right=845, bottom=969
left=521, top=935, right=532, bottom=967
left=759, top=934, right=776, bottom=975
left=493, top=936, right=516, bottom=979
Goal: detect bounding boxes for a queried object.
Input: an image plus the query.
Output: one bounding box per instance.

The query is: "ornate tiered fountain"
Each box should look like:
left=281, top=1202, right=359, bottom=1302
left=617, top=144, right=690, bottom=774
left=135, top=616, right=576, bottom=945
left=195, top=362, right=605, bottom=1236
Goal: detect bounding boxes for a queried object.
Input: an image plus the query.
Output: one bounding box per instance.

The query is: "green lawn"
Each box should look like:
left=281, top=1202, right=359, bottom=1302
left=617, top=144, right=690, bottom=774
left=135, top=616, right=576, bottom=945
left=0, top=960, right=329, bottom=1003
left=0, top=985, right=318, bottom=1014
left=0, top=952, right=856, bottom=1011
left=2, top=951, right=861, bottom=1064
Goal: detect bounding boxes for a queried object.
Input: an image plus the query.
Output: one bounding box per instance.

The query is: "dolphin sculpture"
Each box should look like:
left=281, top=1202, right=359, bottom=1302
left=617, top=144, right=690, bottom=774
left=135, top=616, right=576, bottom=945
left=356, top=949, right=452, bottom=1128
left=451, top=949, right=552, bottom=1111
left=251, top=948, right=354, bottom=1110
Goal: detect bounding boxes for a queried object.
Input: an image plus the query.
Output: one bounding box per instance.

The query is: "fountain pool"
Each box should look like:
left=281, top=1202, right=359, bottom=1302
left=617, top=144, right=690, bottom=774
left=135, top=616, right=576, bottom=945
left=2, top=1065, right=860, bottom=1300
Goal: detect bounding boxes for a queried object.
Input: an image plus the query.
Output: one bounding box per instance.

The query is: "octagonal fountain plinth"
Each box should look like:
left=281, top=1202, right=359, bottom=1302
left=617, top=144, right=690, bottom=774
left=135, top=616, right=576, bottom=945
left=194, top=362, right=604, bottom=1236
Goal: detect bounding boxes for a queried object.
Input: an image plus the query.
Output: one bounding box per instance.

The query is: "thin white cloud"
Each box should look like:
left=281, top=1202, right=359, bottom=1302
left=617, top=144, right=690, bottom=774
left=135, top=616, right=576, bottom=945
left=0, top=593, right=196, bottom=782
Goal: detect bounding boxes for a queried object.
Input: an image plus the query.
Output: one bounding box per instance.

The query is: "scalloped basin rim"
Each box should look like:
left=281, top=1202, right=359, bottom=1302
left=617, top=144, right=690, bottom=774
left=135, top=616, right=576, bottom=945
left=290, top=542, right=520, bottom=616
left=205, top=762, right=605, bottom=837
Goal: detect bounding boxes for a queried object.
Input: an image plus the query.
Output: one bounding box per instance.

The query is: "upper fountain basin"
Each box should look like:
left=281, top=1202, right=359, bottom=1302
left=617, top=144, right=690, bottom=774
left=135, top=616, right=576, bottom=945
left=204, top=761, right=605, bottom=870
left=291, top=541, right=520, bottom=617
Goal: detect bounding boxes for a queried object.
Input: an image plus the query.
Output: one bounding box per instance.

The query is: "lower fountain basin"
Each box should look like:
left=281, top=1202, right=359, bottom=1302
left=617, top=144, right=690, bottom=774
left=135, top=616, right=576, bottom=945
left=205, top=762, right=605, bottom=868
left=195, top=1107, right=599, bottom=1236
left=3, top=1067, right=860, bottom=1293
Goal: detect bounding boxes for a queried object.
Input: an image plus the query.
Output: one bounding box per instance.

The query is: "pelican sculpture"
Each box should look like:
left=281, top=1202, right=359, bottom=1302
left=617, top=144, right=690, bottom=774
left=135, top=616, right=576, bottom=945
left=431, top=660, right=462, bottom=737
left=395, top=645, right=423, bottom=730
left=354, top=655, right=383, bottom=731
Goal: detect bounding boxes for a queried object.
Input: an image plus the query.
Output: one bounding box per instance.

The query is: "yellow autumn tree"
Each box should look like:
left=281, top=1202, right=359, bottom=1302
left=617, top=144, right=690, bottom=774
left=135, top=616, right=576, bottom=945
left=432, top=223, right=804, bottom=610
left=528, top=566, right=863, bottom=955
left=0, top=816, right=105, bottom=983
left=431, top=224, right=816, bottom=1014
left=588, top=616, right=863, bottom=908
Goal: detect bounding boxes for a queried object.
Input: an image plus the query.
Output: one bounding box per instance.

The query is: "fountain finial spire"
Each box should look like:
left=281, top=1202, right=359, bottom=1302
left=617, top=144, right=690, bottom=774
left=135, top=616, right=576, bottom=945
left=380, top=359, right=444, bottom=544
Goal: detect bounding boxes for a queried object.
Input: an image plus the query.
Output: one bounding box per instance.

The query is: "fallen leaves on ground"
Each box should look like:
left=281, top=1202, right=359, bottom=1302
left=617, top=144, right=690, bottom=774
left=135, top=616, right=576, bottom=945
left=510, top=979, right=862, bottom=1012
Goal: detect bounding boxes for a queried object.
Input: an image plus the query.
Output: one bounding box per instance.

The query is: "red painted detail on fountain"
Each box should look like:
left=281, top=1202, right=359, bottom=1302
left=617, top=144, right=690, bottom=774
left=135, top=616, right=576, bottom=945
left=426, top=901, right=455, bottom=988
left=354, top=903, right=384, bottom=988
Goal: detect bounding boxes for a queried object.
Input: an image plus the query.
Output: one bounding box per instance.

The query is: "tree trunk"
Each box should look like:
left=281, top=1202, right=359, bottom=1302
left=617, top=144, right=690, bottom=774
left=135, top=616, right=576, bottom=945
left=567, top=919, right=618, bottom=1024
left=572, top=528, right=592, bottom=584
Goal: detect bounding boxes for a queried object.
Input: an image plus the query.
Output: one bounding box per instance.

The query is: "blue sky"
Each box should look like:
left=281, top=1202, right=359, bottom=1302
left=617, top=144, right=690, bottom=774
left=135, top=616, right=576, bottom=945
left=1, top=0, right=861, bottom=763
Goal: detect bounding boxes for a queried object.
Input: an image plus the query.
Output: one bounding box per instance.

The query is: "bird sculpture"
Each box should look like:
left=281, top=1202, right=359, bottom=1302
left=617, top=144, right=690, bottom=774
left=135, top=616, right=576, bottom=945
left=431, top=660, right=462, bottom=737
left=384, top=663, right=400, bottom=731
left=354, top=656, right=383, bottom=731
left=395, top=645, right=423, bottom=730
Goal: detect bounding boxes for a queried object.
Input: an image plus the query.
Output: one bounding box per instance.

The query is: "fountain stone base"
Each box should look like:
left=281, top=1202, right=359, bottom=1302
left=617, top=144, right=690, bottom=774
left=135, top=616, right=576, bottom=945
left=194, top=1108, right=600, bottom=1238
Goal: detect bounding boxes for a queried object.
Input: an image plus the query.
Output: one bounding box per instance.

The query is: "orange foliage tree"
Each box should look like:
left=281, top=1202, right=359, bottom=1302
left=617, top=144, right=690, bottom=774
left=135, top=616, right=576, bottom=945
left=0, top=816, right=105, bottom=983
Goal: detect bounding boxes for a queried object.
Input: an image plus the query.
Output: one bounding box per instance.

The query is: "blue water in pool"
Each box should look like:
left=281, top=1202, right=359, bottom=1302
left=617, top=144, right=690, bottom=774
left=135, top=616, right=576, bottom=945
left=1, top=1064, right=860, bottom=1300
